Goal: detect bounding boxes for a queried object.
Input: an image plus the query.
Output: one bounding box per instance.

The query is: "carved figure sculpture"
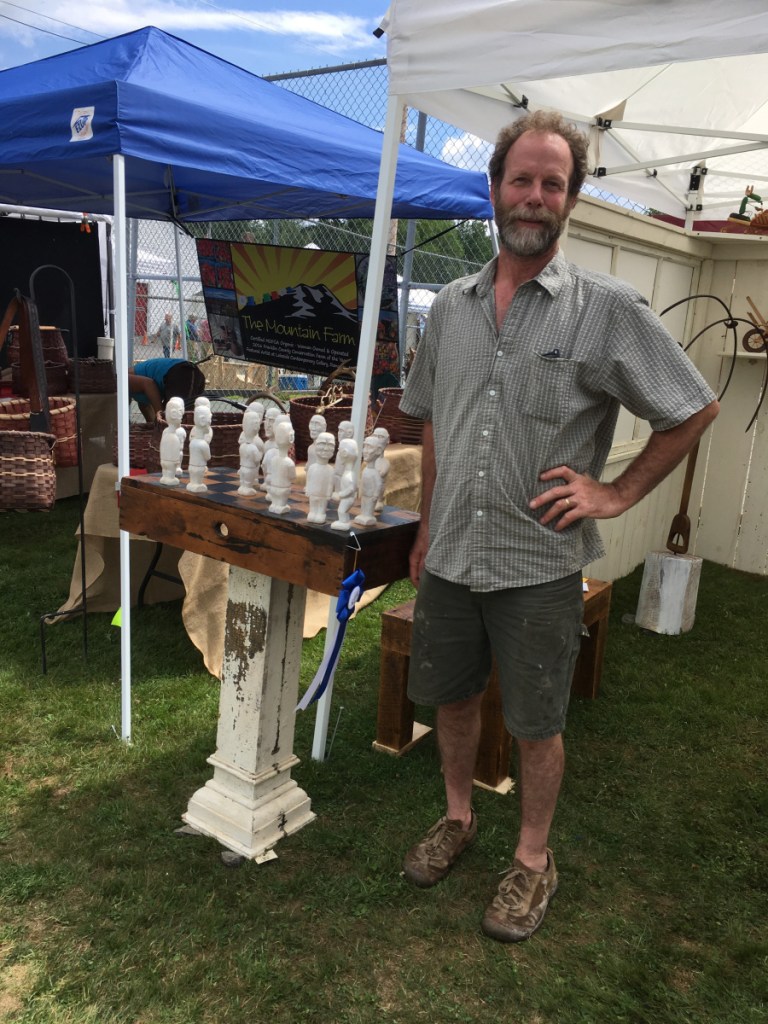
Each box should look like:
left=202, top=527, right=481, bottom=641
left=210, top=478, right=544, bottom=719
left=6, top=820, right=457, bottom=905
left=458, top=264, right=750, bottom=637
left=305, top=432, right=336, bottom=524
left=237, top=407, right=264, bottom=496
left=332, top=420, right=354, bottom=499
left=159, top=400, right=183, bottom=486
left=268, top=419, right=296, bottom=514
left=187, top=404, right=212, bottom=493
left=354, top=435, right=384, bottom=526
left=331, top=438, right=359, bottom=531
left=306, top=413, right=328, bottom=471
left=372, top=425, right=391, bottom=510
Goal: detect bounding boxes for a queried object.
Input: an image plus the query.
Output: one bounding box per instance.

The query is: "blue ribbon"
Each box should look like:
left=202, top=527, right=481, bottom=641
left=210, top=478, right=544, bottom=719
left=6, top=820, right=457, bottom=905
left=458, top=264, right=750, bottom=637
left=296, top=568, right=366, bottom=711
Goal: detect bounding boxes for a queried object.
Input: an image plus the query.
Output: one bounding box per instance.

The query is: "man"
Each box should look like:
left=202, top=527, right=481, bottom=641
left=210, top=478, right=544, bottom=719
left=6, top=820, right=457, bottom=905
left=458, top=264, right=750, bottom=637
left=398, top=111, right=719, bottom=943
left=156, top=312, right=180, bottom=358
left=185, top=313, right=200, bottom=360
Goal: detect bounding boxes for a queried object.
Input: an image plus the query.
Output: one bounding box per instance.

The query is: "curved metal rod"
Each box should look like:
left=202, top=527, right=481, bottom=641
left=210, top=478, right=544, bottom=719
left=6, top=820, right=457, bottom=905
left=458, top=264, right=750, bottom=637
left=681, top=316, right=757, bottom=402
left=745, top=357, right=768, bottom=432
left=660, top=293, right=768, bottom=417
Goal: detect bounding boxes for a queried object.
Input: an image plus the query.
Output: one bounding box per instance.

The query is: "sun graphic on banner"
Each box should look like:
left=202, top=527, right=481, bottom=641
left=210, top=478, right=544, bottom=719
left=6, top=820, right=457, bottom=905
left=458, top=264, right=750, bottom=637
left=231, top=244, right=358, bottom=311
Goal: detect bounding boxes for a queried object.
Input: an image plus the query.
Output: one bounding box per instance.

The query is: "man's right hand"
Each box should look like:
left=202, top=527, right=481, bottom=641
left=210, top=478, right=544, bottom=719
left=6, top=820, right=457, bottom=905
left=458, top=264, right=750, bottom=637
left=409, top=524, right=429, bottom=588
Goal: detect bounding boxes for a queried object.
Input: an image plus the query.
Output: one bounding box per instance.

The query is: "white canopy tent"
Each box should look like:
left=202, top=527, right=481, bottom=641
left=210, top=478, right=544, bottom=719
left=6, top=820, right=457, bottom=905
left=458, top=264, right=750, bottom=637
left=350, top=0, right=768, bottom=442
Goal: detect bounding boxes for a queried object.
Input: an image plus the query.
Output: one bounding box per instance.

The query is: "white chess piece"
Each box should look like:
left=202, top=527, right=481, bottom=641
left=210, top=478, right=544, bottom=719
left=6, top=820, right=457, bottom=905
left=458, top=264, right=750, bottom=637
left=238, top=400, right=265, bottom=444
left=306, top=413, right=327, bottom=471
left=192, top=396, right=213, bottom=444
left=372, top=426, right=391, bottom=511
left=187, top=404, right=212, bottom=493
left=332, top=420, right=354, bottom=499
left=268, top=419, right=296, bottom=514
left=260, top=407, right=280, bottom=491
left=331, top=438, right=359, bottom=531
left=305, top=432, right=336, bottom=524
left=162, top=396, right=186, bottom=480
left=354, top=435, right=383, bottom=526
left=237, top=407, right=263, bottom=496
left=263, top=413, right=292, bottom=501
left=159, top=401, right=183, bottom=486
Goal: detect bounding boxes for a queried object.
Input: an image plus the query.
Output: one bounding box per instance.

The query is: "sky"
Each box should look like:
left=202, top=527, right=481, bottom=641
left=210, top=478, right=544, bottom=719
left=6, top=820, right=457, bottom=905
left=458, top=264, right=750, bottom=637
left=0, top=1, right=388, bottom=76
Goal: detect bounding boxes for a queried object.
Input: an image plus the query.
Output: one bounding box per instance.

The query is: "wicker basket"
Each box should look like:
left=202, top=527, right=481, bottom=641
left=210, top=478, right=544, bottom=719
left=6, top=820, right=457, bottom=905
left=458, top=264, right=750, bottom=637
left=114, top=411, right=244, bottom=471
left=0, top=430, right=57, bottom=511
left=290, top=391, right=373, bottom=462
left=70, top=358, right=116, bottom=394
left=154, top=410, right=243, bottom=469
left=0, top=396, right=78, bottom=467
left=373, top=387, right=424, bottom=445
left=8, top=324, right=69, bottom=363
left=112, top=422, right=160, bottom=472
left=12, top=360, right=69, bottom=397
left=8, top=324, right=70, bottom=397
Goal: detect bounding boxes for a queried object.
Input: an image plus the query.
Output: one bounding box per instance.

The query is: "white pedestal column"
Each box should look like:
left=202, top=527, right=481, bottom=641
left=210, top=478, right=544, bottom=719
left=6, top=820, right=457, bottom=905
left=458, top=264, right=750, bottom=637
left=183, top=566, right=315, bottom=859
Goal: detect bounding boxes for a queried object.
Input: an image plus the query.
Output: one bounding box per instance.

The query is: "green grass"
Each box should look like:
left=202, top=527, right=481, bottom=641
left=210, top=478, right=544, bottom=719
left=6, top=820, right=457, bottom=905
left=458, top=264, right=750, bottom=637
left=1, top=496, right=766, bottom=1023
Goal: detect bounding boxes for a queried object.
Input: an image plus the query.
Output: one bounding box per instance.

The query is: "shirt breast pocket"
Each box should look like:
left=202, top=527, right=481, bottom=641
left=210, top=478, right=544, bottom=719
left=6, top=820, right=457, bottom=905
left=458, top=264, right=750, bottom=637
left=522, top=353, right=580, bottom=424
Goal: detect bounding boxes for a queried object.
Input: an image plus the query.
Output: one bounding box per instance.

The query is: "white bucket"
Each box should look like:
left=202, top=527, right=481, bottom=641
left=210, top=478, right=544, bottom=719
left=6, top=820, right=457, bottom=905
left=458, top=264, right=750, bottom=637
left=97, top=337, right=114, bottom=361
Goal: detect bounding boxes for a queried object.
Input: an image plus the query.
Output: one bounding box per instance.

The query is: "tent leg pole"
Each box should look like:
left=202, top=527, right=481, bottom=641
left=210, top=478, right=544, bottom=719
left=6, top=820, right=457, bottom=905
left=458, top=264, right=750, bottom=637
left=114, top=153, right=133, bottom=743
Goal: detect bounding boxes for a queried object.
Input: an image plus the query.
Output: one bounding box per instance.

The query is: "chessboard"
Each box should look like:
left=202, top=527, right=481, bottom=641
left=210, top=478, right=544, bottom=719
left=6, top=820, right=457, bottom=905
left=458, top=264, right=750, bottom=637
left=120, top=468, right=420, bottom=596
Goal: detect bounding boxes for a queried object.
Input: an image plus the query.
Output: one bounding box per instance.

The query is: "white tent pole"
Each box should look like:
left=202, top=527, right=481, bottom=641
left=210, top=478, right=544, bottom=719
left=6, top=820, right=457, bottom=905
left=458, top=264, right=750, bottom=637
left=113, top=154, right=133, bottom=743
left=351, top=93, right=406, bottom=447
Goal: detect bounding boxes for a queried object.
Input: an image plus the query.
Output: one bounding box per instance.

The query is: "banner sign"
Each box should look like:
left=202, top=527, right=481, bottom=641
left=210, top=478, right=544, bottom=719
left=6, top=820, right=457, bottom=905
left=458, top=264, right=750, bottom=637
left=195, top=240, right=398, bottom=378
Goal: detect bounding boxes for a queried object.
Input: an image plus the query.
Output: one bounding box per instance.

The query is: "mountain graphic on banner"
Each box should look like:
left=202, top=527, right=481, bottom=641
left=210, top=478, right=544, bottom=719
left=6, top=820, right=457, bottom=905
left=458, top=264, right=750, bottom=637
left=243, top=283, right=356, bottom=327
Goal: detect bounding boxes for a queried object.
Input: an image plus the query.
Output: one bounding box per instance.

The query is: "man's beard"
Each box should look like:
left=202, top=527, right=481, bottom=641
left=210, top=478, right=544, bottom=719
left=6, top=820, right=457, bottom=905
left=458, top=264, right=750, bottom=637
left=495, top=201, right=567, bottom=257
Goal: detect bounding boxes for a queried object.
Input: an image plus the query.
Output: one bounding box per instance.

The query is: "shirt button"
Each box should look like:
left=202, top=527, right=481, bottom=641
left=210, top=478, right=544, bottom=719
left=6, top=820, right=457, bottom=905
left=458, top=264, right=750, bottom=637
left=482, top=429, right=489, bottom=437
left=478, top=470, right=485, bottom=478
left=476, top=510, right=484, bottom=517
left=489, top=389, right=496, bottom=397
left=497, top=350, right=503, bottom=357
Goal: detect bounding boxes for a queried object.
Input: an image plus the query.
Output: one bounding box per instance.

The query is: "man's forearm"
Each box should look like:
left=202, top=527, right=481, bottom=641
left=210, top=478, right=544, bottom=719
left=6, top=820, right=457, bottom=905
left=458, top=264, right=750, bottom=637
left=611, top=399, right=720, bottom=512
left=418, top=421, right=436, bottom=530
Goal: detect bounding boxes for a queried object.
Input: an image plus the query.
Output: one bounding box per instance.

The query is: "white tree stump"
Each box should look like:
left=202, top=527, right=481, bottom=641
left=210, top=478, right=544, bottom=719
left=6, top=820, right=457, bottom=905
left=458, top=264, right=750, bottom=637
left=635, top=551, right=703, bottom=635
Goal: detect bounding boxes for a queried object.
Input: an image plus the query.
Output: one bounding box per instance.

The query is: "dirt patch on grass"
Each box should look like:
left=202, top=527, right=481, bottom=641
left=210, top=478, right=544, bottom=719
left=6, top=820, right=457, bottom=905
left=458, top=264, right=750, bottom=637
left=0, top=961, right=36, bottom=1021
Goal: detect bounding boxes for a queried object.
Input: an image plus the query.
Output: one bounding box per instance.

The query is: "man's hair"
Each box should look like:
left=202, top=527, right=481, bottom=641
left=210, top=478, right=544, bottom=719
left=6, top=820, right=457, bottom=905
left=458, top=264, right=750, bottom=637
left=488, top=111, right=589, bottom=199
left=164, top=361, right=206, bottom=407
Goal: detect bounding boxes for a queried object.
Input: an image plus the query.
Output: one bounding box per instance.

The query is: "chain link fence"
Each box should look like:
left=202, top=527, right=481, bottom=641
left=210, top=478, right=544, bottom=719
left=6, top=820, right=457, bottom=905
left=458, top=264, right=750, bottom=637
left=132, top=59, right=645, bottom=383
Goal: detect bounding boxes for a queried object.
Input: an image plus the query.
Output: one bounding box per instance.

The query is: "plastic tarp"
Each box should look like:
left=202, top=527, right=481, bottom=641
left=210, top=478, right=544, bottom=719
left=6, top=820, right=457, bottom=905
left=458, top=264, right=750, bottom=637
left=0, top=25, right=492, bottom=223
left=384, top=0, right=768, bottom=220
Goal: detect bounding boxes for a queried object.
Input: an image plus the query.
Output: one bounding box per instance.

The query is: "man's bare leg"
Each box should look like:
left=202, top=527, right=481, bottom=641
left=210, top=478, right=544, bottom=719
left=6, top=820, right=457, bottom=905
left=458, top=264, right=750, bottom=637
left=514, top=734, right=564, bottom=872
left=437, top=692, right=484, bottom=828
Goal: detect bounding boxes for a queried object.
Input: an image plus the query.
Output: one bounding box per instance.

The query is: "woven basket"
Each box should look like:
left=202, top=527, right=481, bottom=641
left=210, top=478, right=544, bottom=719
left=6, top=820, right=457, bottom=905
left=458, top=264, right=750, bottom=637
left=112, top=423, right=160, bottom=472
left=154, top=410, right=243, bottom=469
left=0, top=430, right=57, bottom=511
left=12, top=360, right=69, bottom=397
left=373, top=387, right=424, bottom=445
left=8, top=324, right=70, bottom=397
left=8, top=324, right=69, bottom=364
left=70, top=358, right=116, bottom=394
left=290, top=391, right=372, bottom=462
left=114, top=411, right=244, bottom=472
left=0, top=396, right=78, bottom=467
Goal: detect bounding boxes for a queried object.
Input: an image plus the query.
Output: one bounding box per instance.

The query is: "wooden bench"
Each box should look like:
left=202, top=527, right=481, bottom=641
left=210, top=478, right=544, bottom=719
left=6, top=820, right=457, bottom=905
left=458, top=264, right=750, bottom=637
left=373, top=578, right=613, bottom=792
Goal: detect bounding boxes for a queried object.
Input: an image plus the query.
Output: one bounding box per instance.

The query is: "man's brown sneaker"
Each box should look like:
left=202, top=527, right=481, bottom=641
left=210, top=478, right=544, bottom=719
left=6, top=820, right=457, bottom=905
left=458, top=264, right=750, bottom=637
left=481, top=849, right=558, bottom=942
left=402, top=812, right=477, bottom=888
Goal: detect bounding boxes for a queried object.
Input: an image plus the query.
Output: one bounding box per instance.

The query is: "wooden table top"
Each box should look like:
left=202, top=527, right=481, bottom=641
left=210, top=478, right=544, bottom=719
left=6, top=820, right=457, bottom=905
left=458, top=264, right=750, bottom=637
left=119, top=469, right=420, bottom=596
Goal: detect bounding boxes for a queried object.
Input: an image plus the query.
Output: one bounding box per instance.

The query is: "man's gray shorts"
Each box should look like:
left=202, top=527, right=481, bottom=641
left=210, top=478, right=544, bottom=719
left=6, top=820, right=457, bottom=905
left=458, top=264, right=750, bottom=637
left=407, top=570, right=585, bottom=741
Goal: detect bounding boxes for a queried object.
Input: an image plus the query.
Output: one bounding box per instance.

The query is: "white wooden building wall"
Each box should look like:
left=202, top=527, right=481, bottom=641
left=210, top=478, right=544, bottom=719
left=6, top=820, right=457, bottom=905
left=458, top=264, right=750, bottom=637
left=687, top=245, right=768, bottom=576
left=558, top=197, right=742, bottom=582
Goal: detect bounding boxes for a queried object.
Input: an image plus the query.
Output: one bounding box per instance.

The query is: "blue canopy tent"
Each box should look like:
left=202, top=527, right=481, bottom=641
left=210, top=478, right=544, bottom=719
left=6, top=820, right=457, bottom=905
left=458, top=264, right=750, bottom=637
left=0, top=25, right=491, bottom=223
left=0, top=27, right=493, bottom=741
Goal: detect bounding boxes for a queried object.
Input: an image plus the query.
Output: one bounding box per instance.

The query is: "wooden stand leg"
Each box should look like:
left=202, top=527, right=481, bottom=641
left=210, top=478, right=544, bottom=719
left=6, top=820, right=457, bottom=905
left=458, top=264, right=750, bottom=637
left=474, top=665, right=513, bottom=792
left=183, top=567, right=315, bottom=860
